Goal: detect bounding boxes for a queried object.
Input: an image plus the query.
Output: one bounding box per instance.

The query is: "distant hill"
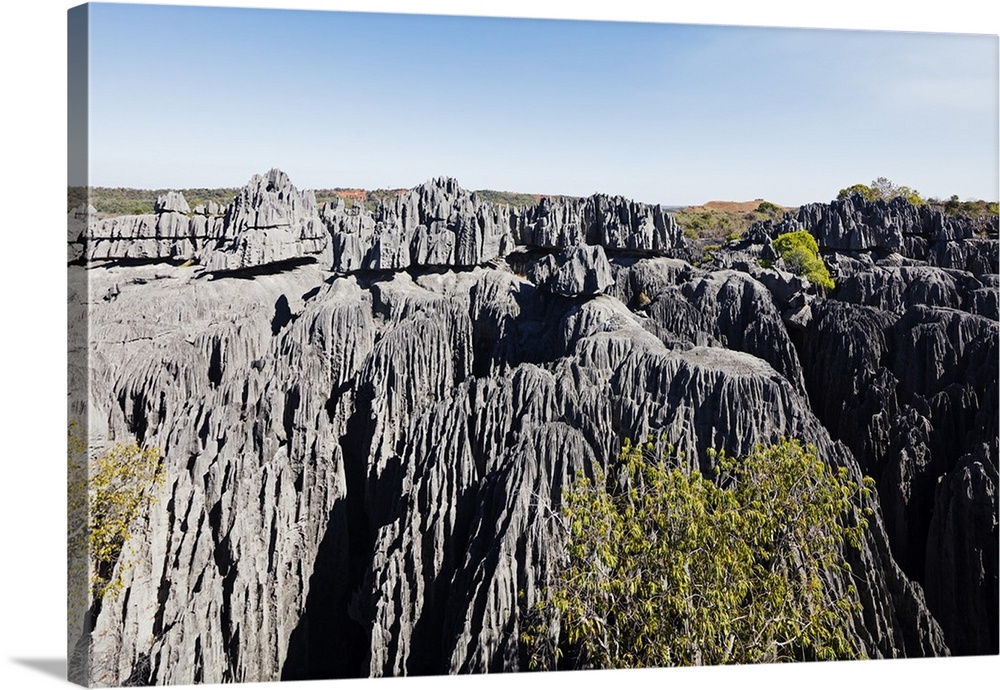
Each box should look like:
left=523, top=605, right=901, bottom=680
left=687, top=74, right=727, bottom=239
left=672, top=199, right=789, bottom=246
left=699, top=200, right=775, bottom=213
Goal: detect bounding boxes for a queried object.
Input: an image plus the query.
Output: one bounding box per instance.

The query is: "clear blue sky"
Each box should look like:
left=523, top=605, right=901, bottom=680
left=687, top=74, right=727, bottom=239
left=84, top=2, right=998, bottom=206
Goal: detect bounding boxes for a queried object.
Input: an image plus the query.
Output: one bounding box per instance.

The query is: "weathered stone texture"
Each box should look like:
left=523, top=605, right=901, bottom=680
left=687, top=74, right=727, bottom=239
left=75, top=172, right=997, bottom=685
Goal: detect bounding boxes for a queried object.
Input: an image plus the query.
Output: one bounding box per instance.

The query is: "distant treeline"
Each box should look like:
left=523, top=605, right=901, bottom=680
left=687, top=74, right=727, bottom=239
left=931, top=197, right=999, bottom=220
left=70, top=184, right=998, bottom=237
left=674, top=200, right=789, bottom=244
left=472, top=190, right=544, bottom=207
left=838, top=178, right=999, bottom=236
left=70, top=186, right=552, bottom=217
left=68, top=187, right=238, bottom=216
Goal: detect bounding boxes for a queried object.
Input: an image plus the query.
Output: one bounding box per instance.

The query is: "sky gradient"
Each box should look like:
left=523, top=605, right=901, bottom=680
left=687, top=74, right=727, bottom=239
left=84, top=2, right=998, bottom=206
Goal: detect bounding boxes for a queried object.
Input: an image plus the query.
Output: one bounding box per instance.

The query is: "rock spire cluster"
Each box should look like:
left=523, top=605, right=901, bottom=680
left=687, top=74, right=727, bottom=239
left=70, top=169, right=997, bottom=684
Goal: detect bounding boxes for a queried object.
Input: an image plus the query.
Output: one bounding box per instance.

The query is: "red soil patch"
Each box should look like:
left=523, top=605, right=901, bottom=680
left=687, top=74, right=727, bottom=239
left=697, top=200, right=770, bottom=212
left=332, top=189, right=368, bottom=202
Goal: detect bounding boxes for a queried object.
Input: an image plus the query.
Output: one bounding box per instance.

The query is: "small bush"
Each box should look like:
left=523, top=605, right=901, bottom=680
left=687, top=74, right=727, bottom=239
left=755, top=201, right=781, bottom=215
left=772, top=231, right=834, bottom=291
left=694, top=244, right=721, bottom=268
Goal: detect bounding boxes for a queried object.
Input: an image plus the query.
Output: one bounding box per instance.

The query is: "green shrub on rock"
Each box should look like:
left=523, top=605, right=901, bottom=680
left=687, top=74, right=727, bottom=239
left=522, top=437, right=872, bottom=669
left=772, top=230, right=834, bottom=291
left=88, top=442, right=164, bottom=600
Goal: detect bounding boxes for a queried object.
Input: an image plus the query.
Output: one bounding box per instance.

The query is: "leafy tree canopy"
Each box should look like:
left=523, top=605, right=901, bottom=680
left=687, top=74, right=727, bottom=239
left=837, top=177, right=924, bottom=205
left=522, top=437, right=873, bottom=670
left=68, top=437, right=164, bottom=601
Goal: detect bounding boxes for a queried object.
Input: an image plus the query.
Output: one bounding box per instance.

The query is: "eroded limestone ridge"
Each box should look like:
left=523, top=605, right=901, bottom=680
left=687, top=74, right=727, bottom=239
left=71, top=169, right=689, bottom=281
left=69, top=170, right=998, bottom=685
left=72, top=168, right=332, bottom=271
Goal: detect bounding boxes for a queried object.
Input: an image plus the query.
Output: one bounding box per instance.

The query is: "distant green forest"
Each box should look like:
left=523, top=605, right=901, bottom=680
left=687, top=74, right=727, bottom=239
left=69, top=186, right=998, bottom=236
left=70, top=186, right=552, bottom=217
left=471, top=190, right=544, bottom=207
left=68, top=187, right=239, bottom=216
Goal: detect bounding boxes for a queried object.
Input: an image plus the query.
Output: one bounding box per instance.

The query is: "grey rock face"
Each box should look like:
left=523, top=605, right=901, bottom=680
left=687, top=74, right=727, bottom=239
left=68, top=204, right=95, bottom=263
left=79, top=171, right=689, bottom=290
left=324, top=177, right=515, bottom=272
left=527, top=245, right=614, bottom=296
left=796, top=289, right=998, bottom=655
left=798, top=302, right=900, bottom=475
left=73, top=173, right=997, bottom=685
left=611, top=262, right=807, bottom=396
left=517, top=194, right=685, bottom=253
left=82, top=169, right=331, bottom=271
left=87, top=211, right=218, bottom=263
left=924, top=447, right=999, bottom=655
left=798, top=195, right=909, bottom=251
left=799, top=195, right=963, bottom=252
left=205, top=169, right=331, bottom=272
left=154, top=191, right=191, bottom=215
left=795, top=194, right=998, bottom=272
left=928, top=239, right=999, bottom=276
left=968, top=285, right=1000, bottom=319
left=837, top=266, right=967, bottom=314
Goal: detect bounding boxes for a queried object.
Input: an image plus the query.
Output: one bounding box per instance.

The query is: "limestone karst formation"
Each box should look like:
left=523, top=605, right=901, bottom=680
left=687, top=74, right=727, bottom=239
left=67, top=169, right=998, bottom=685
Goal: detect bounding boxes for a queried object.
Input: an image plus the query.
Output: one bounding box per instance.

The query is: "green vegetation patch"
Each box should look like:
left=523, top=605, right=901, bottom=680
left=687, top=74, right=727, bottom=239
left=68, top=432, right=164, bottom=603
left=522, top=437, right=873, bottom=669
left=473, top=189, right=543, bottom=208
left=771, top=230, right=834, bottom=291
left=79, top=187, right=238, bottom=216
left=833, top=178, right=996, bottom=231
left=674, top=201, right=786, bottom=244
left=934, top=196, right=999, bottom=235
left=837, top=177, right=923, bottom=205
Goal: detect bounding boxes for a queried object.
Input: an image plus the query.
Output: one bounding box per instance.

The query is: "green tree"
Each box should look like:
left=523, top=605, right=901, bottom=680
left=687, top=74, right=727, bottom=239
left=77, top=441, right=164, bottom=600
left=893, top=186, right=924, bottom=205
left=771, top=230, right=835, bottom=291
left=837, top=183, right=878, bottom=202
left=523, top=437, right=873, bottom=669
left=755, top=200, right=782, bottom=217
left=837, top=178, right=923, bottom=205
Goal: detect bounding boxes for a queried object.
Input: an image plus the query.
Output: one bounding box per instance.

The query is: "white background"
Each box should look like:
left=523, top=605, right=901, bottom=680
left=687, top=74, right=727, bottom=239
left=1, top=1, right=997, bottom=689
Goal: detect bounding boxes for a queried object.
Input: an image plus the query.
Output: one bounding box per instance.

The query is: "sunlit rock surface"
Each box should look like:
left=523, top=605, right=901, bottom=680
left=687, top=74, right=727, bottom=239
left=72, top=171, right=996, bottom=685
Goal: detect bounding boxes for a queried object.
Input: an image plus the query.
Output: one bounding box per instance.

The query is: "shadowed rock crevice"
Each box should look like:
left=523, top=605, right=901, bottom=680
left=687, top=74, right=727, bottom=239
left=205, top=256, right=320, bottom=279
left=271, top=295, right=293, bottom=335
left=281, top=500, right=357, bottom=680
